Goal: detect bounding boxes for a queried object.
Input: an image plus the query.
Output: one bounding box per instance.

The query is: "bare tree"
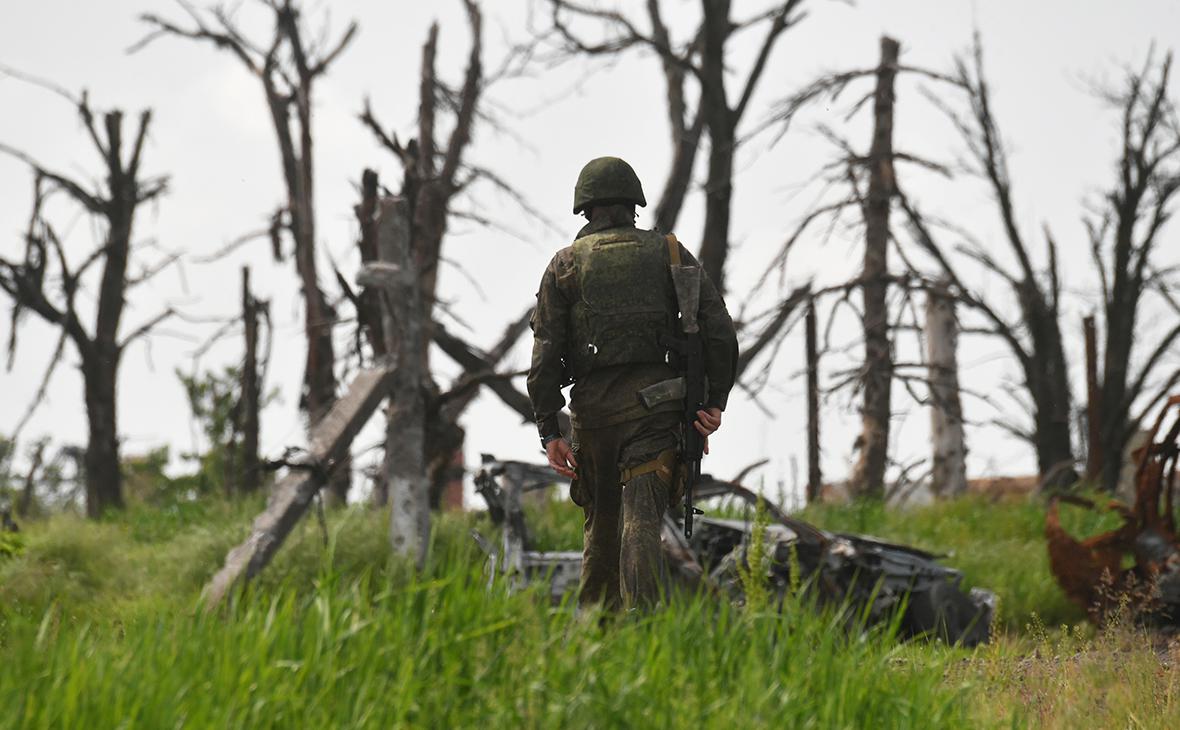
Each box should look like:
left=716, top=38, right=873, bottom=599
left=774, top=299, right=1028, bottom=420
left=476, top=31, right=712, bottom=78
left=894, top=37, right=1076, bottom=488
left=0, top=91, right=169, bottom=517
left=362, top=0, right=547, bottom=507
left=1087, top=52, right=1180, bottom=492
left=135, top=0, right=358, bottom=503
left=843, top=37, right=900, bottom=499
left=543, top=0, right=807, bottom=291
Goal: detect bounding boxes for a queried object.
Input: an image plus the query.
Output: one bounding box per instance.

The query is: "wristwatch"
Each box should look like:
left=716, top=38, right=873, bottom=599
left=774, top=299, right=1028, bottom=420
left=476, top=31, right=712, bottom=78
left=540, top=433, right=563, bottom=448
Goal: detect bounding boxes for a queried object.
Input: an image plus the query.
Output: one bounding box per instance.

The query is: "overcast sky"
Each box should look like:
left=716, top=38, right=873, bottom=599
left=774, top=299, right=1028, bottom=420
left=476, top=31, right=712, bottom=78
left=2, top=0, right=1177, bottom=505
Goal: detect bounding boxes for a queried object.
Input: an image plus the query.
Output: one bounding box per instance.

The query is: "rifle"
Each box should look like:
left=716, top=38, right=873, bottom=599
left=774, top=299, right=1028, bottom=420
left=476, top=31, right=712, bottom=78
left=662, top=236, right=707, bottom=539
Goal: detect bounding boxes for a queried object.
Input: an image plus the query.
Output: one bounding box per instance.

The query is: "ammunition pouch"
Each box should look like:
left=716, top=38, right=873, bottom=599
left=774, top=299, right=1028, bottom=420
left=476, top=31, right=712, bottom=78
left=637, top=377, right=686, bottom=410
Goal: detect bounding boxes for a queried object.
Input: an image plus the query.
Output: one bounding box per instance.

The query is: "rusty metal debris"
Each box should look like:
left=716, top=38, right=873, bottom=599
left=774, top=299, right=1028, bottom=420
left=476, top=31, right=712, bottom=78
left=474, top=455, right=994, bottom=646
left=1046, top=395, right=1180, bottom=626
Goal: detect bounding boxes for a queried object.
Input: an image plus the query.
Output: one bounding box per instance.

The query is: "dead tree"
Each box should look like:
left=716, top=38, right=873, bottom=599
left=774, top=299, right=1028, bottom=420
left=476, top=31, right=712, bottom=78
left=892, top=37, right=1076, bottom=488
left=545, top=0, right=807, bottom=290
left=1088, top=52, right=1180, bottom=492
left=756, top=35, right=976, bottom=498
left=845, top=37, right=900, bottom=499
left=362, top=1, right=546, bottom=507
left=136, top=1, right=358, bottom=504
left=366, top=197, right=430, bottom=564
left=925, top=280, right=967, bottom=496
left=16, top=439, right=47, bottom=519
left=0, top=93, right=170, bottom=518
left=1083, top=315, right=1102, bottom=480
left=805, top=298, right=822, bottom=502
left=238, top=266, right=264, bottom=494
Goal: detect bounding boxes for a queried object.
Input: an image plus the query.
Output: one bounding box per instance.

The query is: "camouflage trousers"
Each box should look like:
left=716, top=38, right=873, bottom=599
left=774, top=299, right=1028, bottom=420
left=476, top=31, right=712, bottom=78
left=569, top=410, right=680, bottom=610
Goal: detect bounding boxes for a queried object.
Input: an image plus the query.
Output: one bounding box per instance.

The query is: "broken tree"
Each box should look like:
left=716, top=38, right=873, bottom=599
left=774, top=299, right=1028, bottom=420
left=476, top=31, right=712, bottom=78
left=237, top=266, right=265, bottom=494
left=362, top=197, right=431, bottom=565
left=0, top=89, right=170, bottom=517
left=926, top=280, right=967, bottom=496
left=361, top=1, right=555, bottom=508
left=136, top=0, right=358, bottom=503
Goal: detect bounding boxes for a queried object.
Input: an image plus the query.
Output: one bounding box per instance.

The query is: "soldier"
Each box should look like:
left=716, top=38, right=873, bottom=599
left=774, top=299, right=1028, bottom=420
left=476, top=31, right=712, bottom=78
left=527, top=156, right=738, bottom=610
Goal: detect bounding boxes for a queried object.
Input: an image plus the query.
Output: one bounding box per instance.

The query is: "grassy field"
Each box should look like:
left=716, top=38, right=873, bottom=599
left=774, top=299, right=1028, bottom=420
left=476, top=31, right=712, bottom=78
left=1, top=493, right=1177, bottom=728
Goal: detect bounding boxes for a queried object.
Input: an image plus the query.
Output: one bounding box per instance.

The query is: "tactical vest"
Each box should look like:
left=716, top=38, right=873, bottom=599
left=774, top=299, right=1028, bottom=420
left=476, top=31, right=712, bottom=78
left=566, top=228, right=679, bottom=379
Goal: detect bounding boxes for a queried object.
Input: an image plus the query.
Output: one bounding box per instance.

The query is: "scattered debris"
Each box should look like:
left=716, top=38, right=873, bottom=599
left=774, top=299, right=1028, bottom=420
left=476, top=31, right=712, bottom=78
left=1047, top=395, right=1180, bottom=626
left=474, top=455, right=994, bottom=646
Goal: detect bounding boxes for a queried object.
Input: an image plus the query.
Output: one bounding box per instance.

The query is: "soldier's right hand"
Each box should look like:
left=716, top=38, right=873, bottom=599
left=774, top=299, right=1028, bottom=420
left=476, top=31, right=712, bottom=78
left=545, top=438, right=578, bottom=480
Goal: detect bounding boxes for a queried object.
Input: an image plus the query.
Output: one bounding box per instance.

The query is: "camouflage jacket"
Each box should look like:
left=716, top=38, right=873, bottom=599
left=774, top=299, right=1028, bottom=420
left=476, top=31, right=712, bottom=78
left=527, top=219, right=738, bottom=438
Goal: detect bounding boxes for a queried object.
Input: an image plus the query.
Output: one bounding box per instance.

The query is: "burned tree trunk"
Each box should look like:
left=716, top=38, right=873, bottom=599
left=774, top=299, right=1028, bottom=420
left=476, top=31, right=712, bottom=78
left=370, top=197, right=430, bottom=565
left=1083, top=315, right=1103, bottom=481
left=17, top=440, right=46, bottom=519
left=805, top=299, right=822, bottom=503
left=354, top=170, right=390, bottom=507
left=926, top=281, right=967, bottom=497
left=239, top=266, right=262, bottom=494
left=848, top=37, right=899, bottom=500
left=82, top=349, right=123, bottom=516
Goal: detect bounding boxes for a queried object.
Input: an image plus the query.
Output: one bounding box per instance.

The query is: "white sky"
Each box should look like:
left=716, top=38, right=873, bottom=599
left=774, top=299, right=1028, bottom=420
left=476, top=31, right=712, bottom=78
left=1, top=0, right=1177, bottom=505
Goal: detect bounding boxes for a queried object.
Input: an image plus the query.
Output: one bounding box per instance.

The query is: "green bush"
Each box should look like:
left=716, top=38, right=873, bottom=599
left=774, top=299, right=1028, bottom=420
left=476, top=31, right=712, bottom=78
left=0, top=530, right=23, bottom=560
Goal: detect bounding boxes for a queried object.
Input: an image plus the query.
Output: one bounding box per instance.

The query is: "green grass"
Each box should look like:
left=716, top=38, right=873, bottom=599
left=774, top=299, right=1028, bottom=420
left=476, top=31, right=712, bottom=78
left=0, top=492, right=1176, bottom=728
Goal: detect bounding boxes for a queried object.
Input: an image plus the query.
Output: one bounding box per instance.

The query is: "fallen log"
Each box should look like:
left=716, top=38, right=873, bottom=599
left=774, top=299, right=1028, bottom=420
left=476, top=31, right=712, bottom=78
left=203, top=366, right=394, bottom=606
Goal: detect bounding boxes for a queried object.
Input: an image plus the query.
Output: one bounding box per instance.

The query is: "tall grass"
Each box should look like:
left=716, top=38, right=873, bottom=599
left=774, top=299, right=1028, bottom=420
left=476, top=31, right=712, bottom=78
left=1, top=492, right=1176, bottom=728
left=1, top=504, right=968, bottom=729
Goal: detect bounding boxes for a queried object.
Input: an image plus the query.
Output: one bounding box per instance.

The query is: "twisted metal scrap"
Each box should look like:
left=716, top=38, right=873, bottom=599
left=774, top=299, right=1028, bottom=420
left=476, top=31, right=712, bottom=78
left=1046, top=395, right=1180, bottom=625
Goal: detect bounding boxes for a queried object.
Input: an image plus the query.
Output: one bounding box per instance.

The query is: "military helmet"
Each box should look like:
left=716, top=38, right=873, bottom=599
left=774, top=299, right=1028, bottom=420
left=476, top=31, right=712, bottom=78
left=572, top=156, right=647, bottom=214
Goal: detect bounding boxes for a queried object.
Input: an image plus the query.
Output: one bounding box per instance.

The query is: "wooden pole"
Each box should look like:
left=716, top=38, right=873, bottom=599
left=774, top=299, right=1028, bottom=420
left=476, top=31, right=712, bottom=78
left=805, top=299, right=822, bottom=503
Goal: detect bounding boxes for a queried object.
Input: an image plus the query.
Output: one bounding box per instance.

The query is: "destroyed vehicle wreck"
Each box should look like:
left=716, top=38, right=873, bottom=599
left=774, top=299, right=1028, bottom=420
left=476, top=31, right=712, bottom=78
left=474, top=456, right=995, bottom=647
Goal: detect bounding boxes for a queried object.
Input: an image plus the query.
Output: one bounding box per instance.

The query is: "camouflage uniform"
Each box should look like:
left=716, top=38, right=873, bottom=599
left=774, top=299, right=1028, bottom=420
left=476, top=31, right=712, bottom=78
left=527, top=158, right=738, bottom=609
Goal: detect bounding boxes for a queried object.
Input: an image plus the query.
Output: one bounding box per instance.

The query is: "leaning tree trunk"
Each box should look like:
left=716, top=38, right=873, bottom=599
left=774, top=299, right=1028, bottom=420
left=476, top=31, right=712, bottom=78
left=848, top=36, right=899, bottom=500
left=926, top=281, right=967, bottom=497
left=82, top=348, right=123, bottom=518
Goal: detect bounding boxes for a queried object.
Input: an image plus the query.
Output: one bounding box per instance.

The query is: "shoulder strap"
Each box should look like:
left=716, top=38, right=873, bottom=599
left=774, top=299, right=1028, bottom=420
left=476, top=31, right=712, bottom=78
left=665, top=233, right=681, bottom=266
